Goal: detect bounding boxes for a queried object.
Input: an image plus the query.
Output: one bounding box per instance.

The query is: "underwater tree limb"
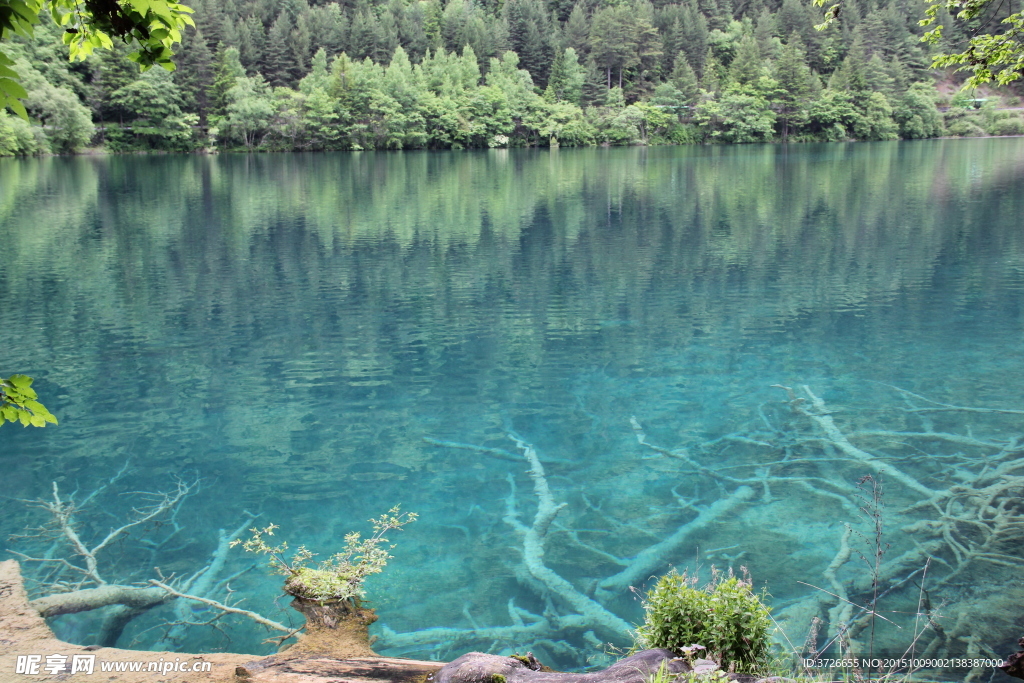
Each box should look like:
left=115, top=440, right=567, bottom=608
left=773, top=385, right=935, bottom=497
left=14, top=478, right=197, bottom=590
left=29, top=583, right=170, bottom=618
left=377, top=615, right=596, bottom=654
left=152, top=512, right=259, bottom=651
left=504, top=434, right=634, bottom=642
left=13, top=477, right=292, bottom=650
left=594, top=485, right=756, bottom=602
left=148, top=579, right=294, bottom=634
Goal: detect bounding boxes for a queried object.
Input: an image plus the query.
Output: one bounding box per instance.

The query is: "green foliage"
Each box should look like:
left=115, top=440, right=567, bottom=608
left=635, top=568, right=772, bottom=676
left=946, top=117, right=987, bottom=136
left=894, top=82, right=943, bottom=139
left=693, top=90, right=776, bottom=143
left=0, top=374, right=57, bottom=428
left=0, top=0, right=195, bottom=118
left=232, top=506, right=417, bottom=604
left=106, top=66, right=197, bottom=151
left=17, top=58, right=93, bottom=151
left=986, top=112, right=1024, bottom=135
left=0, top=0, right=989, bottom=152
left=0, top=105, right=44, bottom=153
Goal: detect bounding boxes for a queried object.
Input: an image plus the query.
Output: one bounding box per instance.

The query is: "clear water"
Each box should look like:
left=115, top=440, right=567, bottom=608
left=2, top=141, right=1024, bottom=674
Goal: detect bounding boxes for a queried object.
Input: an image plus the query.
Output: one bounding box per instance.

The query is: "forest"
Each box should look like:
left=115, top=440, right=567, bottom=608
left=0, top=0, right=1022, bottom=154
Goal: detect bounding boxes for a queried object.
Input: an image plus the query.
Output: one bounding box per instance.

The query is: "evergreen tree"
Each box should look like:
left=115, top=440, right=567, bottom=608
left=753, top=7, right=776, bottom=55
left=299, top=47, right=332, bottom=94
left=422, top=0, right=445, bottom=52
left=633, top=0, right=665, bottom=96
left=265, top=13, right=299, bottom=87
left=660, top=18, right=685, bottom=74
left=504, top=0, right=556, bottom=87
left=564, top=3, right=590, bottom=58
left=192, top=0, right=229, bottom=51
left=291, top=11, right=314, bottom=77
left=92, top=42, right=140, bottom=122
left=772, top=33, right=813, bottom=138
left=238, top=15, right=267, bottom=73
left=544, top=47, right=586, bottom=104
left=177, top=27, right=217, bottom=121
left=698, top=0, right=727, bottom=30
left=580, top=56, right=606, bottom=106
left=700, top=46, right=722, bottom=92
left=394, top=1, right=429, bottom=61
left=776, top=0, right=824, bottom=70
left=677, top=2, right=708, bottom=72
left=828, top=39, right=869, bottom=93
left=209, top=47, right=247, bottom=117
left=729, top=33, right=763, bottom=86
left=668, top=54, right=699, bottom=105
left=865, top=53, right=896, bottom=96
left=588, top=5, right=639, bottom=89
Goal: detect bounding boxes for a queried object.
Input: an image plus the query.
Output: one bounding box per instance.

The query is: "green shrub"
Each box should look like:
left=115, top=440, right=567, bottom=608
left=946, top=118, right=986, bottom=137
left=987, top=115, right=1024, bottom=136
left=635, top=568, right=772, bottom=675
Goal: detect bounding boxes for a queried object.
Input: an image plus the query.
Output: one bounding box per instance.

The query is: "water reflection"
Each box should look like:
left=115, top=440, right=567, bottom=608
left=2, top=140, right=1024, bottom=675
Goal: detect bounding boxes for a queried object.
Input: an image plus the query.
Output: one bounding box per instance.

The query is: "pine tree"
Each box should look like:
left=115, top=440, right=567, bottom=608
left=700, top=46, right=722, bottom=93
left=580, top=56, right=605, bottom=106
left=660, top=18, right=684, bottom=74
left=393, top=0, right=428, bottom=61
left=772, top=33, right=813, bottom=138
left=865, top=53, right=896, bottom=95
left=828, top=38, right=869, bottom=93
left=208, top=47, right=247, bottom=118
left=193, top=0, right=231, bottom=51
left=238, top=15, right=266, bottom=73
left=349, top=9, right=378, bottom=61
left=290, top=11, right=313, bottom=78
left=92, top=41, right=140, bottom=122
left=564, top=3, right=590, bottom=57
left=698, top=0, right=726, bottom=31
left=374, top=9, right=401, bottom=63
left=753, top=7, right=777, bottom=59
left=729, top=33, right=762, bottom=86
left=588, top=5, right=639, bottom=89
left=265, top=12, right=298, bottom=87
left=308, top=4, right=348, bottom=58
left=776, top=0, right=823, bottom=70
left=504, top=0, right=556, bottom=87
left=176, top=27, right=216, bottom=120
left=299, top=47, right=331, bottom=93
left=678, top=2, right=708, bottom=73
left=442, top=0, right=468, bottom=54
left=633, top=0, right=664, bottom=95
left=669, top=53, right=699, bottom=105
left=544, top=47, right=585, bottom=104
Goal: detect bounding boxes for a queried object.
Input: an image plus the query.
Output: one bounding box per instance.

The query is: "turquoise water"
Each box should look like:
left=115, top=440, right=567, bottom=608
left=2, top=141, right=1024, bottom=675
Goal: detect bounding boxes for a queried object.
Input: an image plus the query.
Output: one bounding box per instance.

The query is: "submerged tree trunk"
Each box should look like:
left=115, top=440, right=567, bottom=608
left=289, top=596, right=376, bottom=631
left=286, top=595, right=379, bottom=659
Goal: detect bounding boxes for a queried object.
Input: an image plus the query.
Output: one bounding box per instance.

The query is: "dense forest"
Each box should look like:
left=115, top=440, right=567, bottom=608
left=0, top=0, right=1022, bottom=154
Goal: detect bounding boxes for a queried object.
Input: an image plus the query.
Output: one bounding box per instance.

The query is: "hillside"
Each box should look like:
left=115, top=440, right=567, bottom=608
left=0, top=0, right=1022, bottom=152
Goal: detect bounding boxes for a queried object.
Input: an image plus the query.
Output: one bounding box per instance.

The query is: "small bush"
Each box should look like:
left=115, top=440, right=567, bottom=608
left=946, top=119, right=986, bottom=137
left=635, top=568, right=772, bottom=675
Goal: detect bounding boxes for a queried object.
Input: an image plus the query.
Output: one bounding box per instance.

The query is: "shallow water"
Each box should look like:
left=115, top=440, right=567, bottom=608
left=2, top=141, right=1024, bottom=675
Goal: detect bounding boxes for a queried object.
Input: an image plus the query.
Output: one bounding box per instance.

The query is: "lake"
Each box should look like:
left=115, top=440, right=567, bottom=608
left=2, top=140, right=1024, bottom=677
